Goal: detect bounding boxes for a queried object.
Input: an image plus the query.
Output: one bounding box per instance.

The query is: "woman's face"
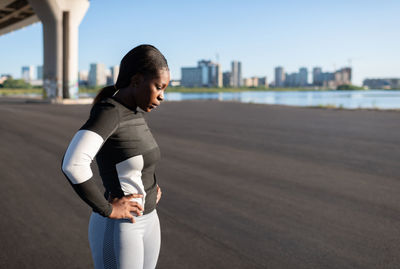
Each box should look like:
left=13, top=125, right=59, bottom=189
left=132, top=69, right=170, bottom=112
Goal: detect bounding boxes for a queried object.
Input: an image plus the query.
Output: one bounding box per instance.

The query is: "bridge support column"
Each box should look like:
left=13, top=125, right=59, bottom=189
left=28, top=0, right=89, bottom=101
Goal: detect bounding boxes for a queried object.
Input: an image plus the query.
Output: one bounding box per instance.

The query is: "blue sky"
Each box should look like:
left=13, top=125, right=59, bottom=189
left=0, top=0, right=399, bottom=85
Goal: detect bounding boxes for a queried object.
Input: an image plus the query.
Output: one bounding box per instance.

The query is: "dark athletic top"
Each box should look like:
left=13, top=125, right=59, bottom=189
left=61, top=97, right=160, bottom=217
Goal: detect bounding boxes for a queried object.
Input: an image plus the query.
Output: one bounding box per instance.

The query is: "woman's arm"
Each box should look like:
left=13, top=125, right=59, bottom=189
left=62, top=101, right=146, bottom=222
left=61, top=129, right=114, bottom=217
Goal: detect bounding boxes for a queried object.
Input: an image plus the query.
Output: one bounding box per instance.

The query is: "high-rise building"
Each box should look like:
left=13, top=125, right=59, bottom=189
left=223, top=72, right=231, bottom=87
left=299, top=67, right=308, bottom=87
left=231, top=61, right=242, bottom=87
left=274, top=66, right=285, bottom=87
left=218, top=65, right=223, bottom=87
left=258, top=77, right=268, bottom=88
left=312, top=67, right=352, bottom=88
left=313, top=67, right=322, bottom=86
left=321, top=72, right=335, bottom=88
left=282, top=68, right=307, bottom=87
left=110, top=65, right=119, bottom=85
left=21, top=66, right=34, bottom=82
left=212, top=63, right=222, bottom=88
left=37, top=66, right=43, bottom=80
left=284, top=72, right=300, bottom=87
left=181, top=60, right=222, bottom=87
left=198, top=60, right=222, bottom=87
left=181, top=67, right=202, bottom=87
left=88, top=63, right=106, bottom=87
left=334, top=67, right=352, bottom=86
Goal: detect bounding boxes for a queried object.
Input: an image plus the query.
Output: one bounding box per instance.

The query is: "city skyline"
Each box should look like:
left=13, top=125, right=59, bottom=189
left=0, top=0, right=399, bottom=86
left=13, top=61, right=350, bottom=84
left=13, top=61, right=400, bottom=89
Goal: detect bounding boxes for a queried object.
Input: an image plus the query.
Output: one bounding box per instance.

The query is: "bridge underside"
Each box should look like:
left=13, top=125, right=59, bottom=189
left=0, top=0, right=89, bottom=101
left=0, top=0, right=39, bottom=36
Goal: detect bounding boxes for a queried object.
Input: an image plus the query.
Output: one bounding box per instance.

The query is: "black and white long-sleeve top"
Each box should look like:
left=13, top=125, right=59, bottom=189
left=61, top=97, right=161, bottom=217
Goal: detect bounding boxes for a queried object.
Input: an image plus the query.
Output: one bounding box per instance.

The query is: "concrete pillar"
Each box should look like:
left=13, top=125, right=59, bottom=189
left=61, top=0, right=89, bottom=99
left=28, top=0, right=89, bottom=101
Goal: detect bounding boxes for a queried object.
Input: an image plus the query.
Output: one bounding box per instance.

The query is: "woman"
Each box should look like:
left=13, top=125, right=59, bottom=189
left=61, top=44, right=170, bottom=269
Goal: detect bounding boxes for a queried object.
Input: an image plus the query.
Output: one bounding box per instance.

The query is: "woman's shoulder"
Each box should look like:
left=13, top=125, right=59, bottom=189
left=103, top=97, right=144, bottom=116
left=89, top=97, right=121, bottom=121
left=94, top=97, right=117, bottom=108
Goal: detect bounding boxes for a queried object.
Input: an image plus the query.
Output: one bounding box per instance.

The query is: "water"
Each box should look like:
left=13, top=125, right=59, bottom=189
left=164, top=90, right=400, bottom=110
left=7, top=90, right=400, bottom=110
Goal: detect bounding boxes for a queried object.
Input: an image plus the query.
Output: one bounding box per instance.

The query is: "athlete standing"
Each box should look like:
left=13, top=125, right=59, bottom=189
left=61, top=44, right=170, bottom=269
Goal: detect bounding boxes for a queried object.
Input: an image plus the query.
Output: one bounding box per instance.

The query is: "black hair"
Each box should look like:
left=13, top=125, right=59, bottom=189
left=93, top=44, right=169, bottom=104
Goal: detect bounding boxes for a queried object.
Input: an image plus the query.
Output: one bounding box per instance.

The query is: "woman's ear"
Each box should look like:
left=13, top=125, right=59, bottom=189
left=130, top=73, right=143, bottom=88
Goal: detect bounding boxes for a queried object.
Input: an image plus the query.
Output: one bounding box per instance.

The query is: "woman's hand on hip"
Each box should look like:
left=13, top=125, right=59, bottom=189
left=108, top=194, right=144, bottom=223
left=156, top=185, right=162, bottom=204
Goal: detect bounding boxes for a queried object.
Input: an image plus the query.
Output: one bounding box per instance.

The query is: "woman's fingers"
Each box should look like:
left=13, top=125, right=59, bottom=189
left=128, top=202, right=143, bottom=213
left=109, top=193, right=145, bottom=222
left=129, top=207, right=142, bottom=217
left=127, top=213, right=135, bottom=223
left=128, top=201, right=144, bottom=212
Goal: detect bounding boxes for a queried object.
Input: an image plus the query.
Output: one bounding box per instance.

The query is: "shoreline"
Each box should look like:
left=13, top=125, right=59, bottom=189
left=1, top=95, right=399, bottom=112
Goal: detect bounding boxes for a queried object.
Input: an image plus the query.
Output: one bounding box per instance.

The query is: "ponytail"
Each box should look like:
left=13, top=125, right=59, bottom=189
left=93, top=85, right=117, bottom=105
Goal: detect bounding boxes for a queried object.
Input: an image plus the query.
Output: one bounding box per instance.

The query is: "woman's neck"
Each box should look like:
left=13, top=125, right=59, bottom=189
left=112, top=87, right=137, bottom=111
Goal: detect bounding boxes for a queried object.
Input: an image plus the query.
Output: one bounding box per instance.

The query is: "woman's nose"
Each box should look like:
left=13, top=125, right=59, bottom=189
left=158, top=91, right=164, bottom=101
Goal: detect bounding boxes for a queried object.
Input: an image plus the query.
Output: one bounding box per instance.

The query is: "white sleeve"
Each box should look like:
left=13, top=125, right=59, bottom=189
left=61, top=130, right=104, bottom=184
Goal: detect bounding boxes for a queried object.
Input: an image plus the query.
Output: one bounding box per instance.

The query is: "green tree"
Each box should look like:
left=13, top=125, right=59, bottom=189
left=337, top=84, right=364, bottom=90
left=2, top=79, right=31, bottom=89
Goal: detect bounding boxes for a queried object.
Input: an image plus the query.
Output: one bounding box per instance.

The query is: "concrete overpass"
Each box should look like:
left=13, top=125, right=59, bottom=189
left=0, top=0, right=89, bottom=101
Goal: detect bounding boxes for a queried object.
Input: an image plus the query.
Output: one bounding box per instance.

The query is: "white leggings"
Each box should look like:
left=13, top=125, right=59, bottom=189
left=88, top=209, right=161, bottom=269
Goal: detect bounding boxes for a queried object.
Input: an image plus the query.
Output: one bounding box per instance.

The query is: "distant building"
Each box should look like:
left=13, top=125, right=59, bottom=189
left=334, top=67, right=352, bottom=86
left=223, top=72, right=231, bottom=87
left=243, top=77, right=258, bottom=87
left=258, top=77, right=268, bottom=88
left=215, top=63, right=222, bottom=87
left=21, top=66, right=34, bottom=82
left=321, top=72, right=335, bottom=88
left=285, top=72, right=300, bottom=87
left=243, top=76, right=268, bottom=88
left=37, top=66, right=43, bottom=80
left=313, top=67, right=322, bottom=86
left=181, top=60, right=222, bottom=87
left=110, top=65, right=119, bottom=85
left=0, top=74, right=12, bottom=84
left=231, top=61, right=242, bottom=87
left=181, top=67, right=202, bottom=87
left=88, top=63, right=106, bottom=87
left=363, top=78, right=400, bottom=89
left=311, top=67, right=351, bottom=88
left=169, top=80, right=181, bottom=87
left=274, top=66, right=285, bottom=87
left=105, top=68, right=111, bottom=84
left=78, top=70, right=89, bottom=86
left=299, top=67, right=308, bottom=87
left=199, top=60, right=222, bottom=87
left=283, top=67, right=308, bottom=87
left=321, top=72, right=335, bottom=81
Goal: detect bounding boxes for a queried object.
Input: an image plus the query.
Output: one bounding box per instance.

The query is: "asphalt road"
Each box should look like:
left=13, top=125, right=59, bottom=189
left=0, top=98, right=399, bottom=269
